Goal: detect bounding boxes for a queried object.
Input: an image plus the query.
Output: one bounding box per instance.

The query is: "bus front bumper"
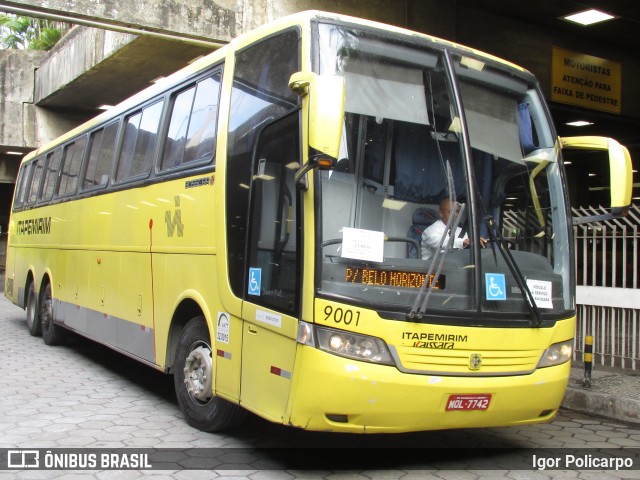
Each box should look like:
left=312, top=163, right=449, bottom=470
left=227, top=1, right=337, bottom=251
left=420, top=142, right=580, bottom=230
left=286, top=346, right=570, bottom=433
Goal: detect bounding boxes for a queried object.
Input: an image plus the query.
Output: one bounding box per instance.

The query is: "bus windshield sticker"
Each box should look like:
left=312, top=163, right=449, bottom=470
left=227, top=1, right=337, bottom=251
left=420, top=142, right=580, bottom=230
left=256, top=309, right=282, bottom=328
left=216, top=312, right=230, bottom=344
left=248, top=268, right=262, bottom=296
left=485, top=273, right=507, bottom=301
left=525, top=279, right=553, bottom=309
left=341, top=227, right=384, bottom=263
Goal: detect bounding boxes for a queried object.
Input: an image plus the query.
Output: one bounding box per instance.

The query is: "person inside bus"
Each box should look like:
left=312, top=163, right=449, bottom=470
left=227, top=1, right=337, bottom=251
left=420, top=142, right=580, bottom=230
left=420, top=197, right=487, bottom=262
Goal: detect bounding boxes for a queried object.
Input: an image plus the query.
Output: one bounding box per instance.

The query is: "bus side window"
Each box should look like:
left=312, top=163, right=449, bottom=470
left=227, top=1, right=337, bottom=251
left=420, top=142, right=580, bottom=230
left=27, top=157, right=45, bottom=204
left=116, top=101, right=164, bottom=182
left=40, top=148, right=63, bottom=201
left=59, top=137, right=87, bottom=197
left=13, top=162, right=32, bottom=209
left=226, top=29, right=300, bottom=299
left=84, top=122, right=119, bottom=190
left=160, top=72, right=221, bottom=171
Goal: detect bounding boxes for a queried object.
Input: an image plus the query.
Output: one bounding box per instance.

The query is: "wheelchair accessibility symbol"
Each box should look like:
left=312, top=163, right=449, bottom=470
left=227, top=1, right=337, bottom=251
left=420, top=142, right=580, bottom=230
left=248, top=268, right=262, bottom=296
left=485, top=273, right=506, bottom=301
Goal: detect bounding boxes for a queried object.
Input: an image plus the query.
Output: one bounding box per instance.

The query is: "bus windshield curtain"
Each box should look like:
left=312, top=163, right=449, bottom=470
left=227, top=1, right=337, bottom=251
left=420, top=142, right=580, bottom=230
left=343, top=59, right=430, bottom=125
left=473, top=149, right=493, bottom=239
left=518, top=102, right=538, bottom=155
left=459, top=81, right=523, bottom=165
left=394, top=124, right=465, bottom=204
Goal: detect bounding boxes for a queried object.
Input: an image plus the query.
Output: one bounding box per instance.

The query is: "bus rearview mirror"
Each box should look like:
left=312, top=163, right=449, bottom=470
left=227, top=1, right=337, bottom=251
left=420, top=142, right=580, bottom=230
left=560, top=136, right=633, bottom=224
left=289, top=71, right=345, bottom=185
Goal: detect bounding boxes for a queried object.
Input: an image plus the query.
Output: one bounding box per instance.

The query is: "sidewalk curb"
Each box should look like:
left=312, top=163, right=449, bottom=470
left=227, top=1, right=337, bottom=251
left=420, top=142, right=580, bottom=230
left=562, top=385, right=640, bottom=425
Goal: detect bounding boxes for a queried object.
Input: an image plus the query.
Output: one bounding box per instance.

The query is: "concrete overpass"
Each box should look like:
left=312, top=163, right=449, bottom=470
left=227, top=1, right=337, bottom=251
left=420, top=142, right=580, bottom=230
left=0, top=0, right=461, bottom=259
left=0, top=0, right=456, bottom=175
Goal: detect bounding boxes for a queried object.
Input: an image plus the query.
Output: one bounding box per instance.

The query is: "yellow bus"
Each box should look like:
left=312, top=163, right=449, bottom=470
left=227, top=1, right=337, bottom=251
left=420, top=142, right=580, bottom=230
left=4, top=10, right=632, bottom=433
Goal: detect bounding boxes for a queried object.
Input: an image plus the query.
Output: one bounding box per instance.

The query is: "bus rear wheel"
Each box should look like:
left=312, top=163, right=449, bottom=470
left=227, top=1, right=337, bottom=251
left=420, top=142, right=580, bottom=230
left=173, top=316, right=245, bottom=432
left=40, top=283, right=65, bottom=346
left=26, top=282, right=42, bottom=336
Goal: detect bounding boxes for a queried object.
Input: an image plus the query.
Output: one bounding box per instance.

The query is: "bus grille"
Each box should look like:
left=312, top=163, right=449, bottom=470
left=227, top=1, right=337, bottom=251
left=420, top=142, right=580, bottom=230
left=394, top=345, right=542, bottom=375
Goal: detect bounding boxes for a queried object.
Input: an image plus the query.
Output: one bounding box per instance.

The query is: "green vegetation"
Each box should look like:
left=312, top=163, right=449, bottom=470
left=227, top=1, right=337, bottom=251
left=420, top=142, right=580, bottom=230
left=0, top=14, right=69, bottom=50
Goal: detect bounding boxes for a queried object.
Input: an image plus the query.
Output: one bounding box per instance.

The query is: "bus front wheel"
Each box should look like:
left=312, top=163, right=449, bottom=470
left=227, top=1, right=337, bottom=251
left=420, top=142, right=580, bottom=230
left=173, top=316, right=245, bottom=432
left=26, top=282, right=42, bottom=337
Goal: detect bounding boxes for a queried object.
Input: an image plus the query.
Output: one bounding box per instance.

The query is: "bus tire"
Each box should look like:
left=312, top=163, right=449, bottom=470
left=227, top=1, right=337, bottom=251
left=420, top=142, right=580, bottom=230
left=174, top=316, right=246, bottom=432
left=40, top=283, right=65, bottom=346
left=26, top=282, right=42, bottom=337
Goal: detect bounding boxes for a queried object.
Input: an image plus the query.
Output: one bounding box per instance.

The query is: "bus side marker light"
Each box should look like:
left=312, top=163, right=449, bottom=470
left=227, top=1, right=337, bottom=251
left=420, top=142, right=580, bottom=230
left=296, top=321, right=314, bottom=345
left=316, top=156, right=335, bottom=169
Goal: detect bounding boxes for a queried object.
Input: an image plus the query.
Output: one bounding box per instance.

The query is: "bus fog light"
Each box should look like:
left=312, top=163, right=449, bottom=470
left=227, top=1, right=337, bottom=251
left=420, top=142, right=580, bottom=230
left=316, top=326, right=394, bottom=366
left=537, top=340, right=573, bottom=368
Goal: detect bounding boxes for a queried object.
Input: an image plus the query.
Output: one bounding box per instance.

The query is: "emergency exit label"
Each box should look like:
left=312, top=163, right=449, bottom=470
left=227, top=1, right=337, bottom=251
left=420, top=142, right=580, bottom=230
left=551, top=47, right=621, bottom=114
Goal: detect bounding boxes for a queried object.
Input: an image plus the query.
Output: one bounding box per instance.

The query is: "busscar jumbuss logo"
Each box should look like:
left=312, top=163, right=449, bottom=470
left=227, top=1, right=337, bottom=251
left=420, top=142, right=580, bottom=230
left=165, top=196, right=184, bottom=237
left=17, top=217, right=51, bottom=235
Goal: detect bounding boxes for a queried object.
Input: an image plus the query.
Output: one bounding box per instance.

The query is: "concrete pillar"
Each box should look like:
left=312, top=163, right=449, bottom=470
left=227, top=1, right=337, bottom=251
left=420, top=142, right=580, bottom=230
left=0, top=49, right=46, bottom=149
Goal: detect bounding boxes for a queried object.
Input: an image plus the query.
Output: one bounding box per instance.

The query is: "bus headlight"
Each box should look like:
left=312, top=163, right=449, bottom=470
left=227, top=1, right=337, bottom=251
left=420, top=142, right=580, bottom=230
left=315, top=326, right=394, bottom=366
left=537, top=340, right=573, bottom=368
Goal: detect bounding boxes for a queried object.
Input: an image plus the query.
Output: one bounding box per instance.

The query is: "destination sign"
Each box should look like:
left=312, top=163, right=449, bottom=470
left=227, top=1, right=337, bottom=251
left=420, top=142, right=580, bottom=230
left=345, top=266, right=445, bottom=289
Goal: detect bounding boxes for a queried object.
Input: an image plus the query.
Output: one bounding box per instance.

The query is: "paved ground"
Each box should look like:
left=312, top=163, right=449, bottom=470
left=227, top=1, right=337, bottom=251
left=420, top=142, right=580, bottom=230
left=2, top=290, right=640, bottom=478
left=564, top=363, right=640, bottom=426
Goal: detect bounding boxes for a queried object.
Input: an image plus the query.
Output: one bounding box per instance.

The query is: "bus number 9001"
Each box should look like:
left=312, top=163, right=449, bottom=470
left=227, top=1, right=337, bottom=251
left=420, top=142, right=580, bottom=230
left=324, top=305, right=360, bottom=327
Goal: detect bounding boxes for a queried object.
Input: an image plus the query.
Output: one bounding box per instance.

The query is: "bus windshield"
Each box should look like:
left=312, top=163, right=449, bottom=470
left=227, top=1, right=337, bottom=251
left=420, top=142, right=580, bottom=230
left=314, top=21, right=573, bottom=323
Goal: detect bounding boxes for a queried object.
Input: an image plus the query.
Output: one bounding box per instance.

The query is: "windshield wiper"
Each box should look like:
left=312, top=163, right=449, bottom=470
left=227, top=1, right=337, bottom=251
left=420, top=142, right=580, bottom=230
left=409, top=72, right=464, bottom=319
left=484, top=215, right=542, bottom=327
left=409, top=162, right=462, bottom=319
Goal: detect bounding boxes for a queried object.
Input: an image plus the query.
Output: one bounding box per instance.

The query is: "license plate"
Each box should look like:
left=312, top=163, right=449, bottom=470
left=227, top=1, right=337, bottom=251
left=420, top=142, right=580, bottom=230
left=446, top=394, right=492, bottom=411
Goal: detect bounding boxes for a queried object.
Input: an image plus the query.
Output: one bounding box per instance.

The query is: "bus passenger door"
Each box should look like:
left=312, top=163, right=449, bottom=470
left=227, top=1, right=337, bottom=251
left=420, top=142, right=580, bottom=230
left=240, top=112, right=300, bottom=421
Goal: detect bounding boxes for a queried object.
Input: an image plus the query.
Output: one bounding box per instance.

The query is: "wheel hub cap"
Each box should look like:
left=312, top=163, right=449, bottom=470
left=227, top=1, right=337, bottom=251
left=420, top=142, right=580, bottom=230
left=183, top=345, right=213, bottom=403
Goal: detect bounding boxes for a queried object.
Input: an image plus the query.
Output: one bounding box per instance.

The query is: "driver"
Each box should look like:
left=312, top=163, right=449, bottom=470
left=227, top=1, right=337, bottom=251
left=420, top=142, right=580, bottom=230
left=421, top=197, right=487, bottom=261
